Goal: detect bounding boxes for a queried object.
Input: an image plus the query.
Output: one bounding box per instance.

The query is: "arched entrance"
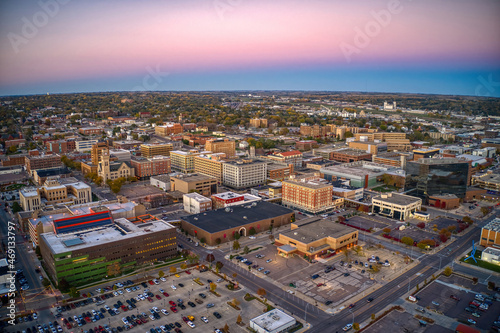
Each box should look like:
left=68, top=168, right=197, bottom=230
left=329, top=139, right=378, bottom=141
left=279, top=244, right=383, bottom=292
left=238, top=227, right=246, bottom=237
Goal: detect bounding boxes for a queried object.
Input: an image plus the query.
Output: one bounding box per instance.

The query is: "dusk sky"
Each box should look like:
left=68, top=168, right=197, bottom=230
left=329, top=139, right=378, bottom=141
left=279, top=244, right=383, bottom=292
left=1, top=0, right=499, bottom=97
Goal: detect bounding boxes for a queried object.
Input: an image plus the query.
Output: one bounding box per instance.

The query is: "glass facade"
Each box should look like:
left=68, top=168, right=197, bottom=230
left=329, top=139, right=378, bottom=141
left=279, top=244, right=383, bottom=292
left=405, top=160, right=468, bottom=202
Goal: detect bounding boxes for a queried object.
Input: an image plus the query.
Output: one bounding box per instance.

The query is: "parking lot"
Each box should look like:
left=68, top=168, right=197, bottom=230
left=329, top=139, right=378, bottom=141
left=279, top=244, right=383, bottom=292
left=363, top=308, right=453, bottom=333
left=345, top=216, right=390, bottom=232
left=12, top=269, right=266, bottom=333
left=234, top=242, right=414, bottom=308
left=413, top=275, right=500, bottom=331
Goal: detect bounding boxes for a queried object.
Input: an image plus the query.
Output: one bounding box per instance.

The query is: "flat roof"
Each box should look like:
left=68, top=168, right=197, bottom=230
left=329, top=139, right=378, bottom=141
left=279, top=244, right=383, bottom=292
left=412, top=158, right=469, bottom=165
left=183, top=192, right=211, bottom=203
left=283, top=179, right=331, bottom=189
left=373, top=193, right=421, bottom=206
left=40, top=218, right=175, bottom=254
left=182, top=201, right=293, bottom=233
left=150, top=175, right=170, bottom=182
left=483, top=247, right=500, bottom=255
left=172, top=173, right=217, bottom=182
left=333, top=148, right=371, bottom=156
left=280, top=219, right=356, bottom=244
left=251, top=309, right=295, bottom=331
left=483, top=218, right=500, bottom=232
left=212, top=192, right=243, bottom=200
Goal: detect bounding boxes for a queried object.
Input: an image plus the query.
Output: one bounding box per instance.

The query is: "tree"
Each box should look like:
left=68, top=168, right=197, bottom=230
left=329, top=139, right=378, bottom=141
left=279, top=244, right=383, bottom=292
left=232, top=298, right=240, bottom=307
left=257, top=288, right=267, bottom=300
left=352, top=245, right=363, bottom=256
left=206, top=253, right=215, bottom=263
left=215, top=261, right=224, bottom=272
left=223, top=323, right=230, bottom=333
left=187, top=254, right=199, bottom=264
left=249, top=227, right=256, bottom=236
left=200, top=237, right=206, bottom=244
left=11, top=202, right=22, bottom=213
left=488, top=281, right=496, bottom=290
left=480, top=206, right=491, bottom=216
left=382, top=227, right=391, bottom=235
left=353, top=322, right=360, bottom=331
left=234, top=232, right=241, bottom=240
left=170, top=266, right=177, bottom=274
left=69, top=287, right=80, bottom=299
left=215, top=238, right=221, bottom=245
left=7, top=145, right=18, bottom=154
left=58, top=278, right=70, bottom=293
left=42, top=278, right=51, bottom=289
left=342, top=248, right=351, bottom=262
left=243, top=246, right=250, bottom=254
left=209, top=282, right=217, bottom=292
left=371, top=313, right=375, bottom=320
left=416, top=222, right=425, bottom=229
left=462, top=216, right=473, bottom=224
left=236, top=314, right=242, bottom=324
left=232, top=240, right=241, bottom=251
left=158, top=270, right=164, bottom=278
left=401, top=236, right=414, bottom=247
left=35, top=246, right=41, bottom=257
left=345, top=131, right=353, bottom=138
left=443, top=266, right=453, bottom=277
left=180, top=263, right=187, bottom=270
left=472, top=277, right=478, bottom=284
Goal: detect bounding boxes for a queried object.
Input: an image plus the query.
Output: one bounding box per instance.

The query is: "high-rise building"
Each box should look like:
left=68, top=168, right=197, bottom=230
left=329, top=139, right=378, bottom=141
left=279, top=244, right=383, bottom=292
left=249, top=118, right=268, bottom=128
left=405, top=158, right=470, bottom=202
left=91, top=141, right=109, bottom=165
left=170, top=150, right=201, bottom=173
left=194, top=153, right=226, bottom=183
left=222, top=159, right=267, bottom=189
left=130, top=156, right=171, bottom=180
left=282, top=179, right=333, bottom=213
left=205, top=138, right=236, bottom=158
left=25, top=154, right=63, bottom=175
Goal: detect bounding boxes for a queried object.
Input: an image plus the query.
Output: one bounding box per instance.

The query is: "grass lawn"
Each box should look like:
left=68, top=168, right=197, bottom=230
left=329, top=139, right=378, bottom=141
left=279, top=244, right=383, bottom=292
left=372, top=185, right=398, bottom=193
left=4, top=183, right=26, bottom=191
left=460, top=250, right=500, bottom=273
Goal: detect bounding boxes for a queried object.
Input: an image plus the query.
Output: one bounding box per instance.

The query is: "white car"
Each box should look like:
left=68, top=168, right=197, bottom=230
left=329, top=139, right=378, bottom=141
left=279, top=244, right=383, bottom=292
left=171, top=285, right=177, bottom=290
left=125, top=288, right=131, bottom=293
left=159, top=289, right=165, bottom=293
left=343, top=324, right=352, bottom=331
left=104, top=305, right=110, bottom=311
left=161, top=309, right=169, bottom=316
left=117, top=290, right=123, bottom=295
left=249, top=236, right=256, bottom=239
left=113, top=291, right=119, bottom=297
left=217, top=278, right=223, bottom=283
left=32, top=313, right=38, bottom=320
left=153, top=279, right=160, bottom=285
left=160, top=277, right=167, bottom=282
left=201, top=316, right=209, bottom=323
left=187, top=321, right=195, bottom=328
left=152, top=307, right=159, bottom=312
left=149, top=315, right=155, bottom=321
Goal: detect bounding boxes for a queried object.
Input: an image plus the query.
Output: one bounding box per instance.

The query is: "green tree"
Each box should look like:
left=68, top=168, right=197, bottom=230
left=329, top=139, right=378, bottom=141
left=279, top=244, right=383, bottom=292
left=353, top=322, right=360, bottom=331
left=35, top=246, right=41, bottom=256
left=401, top=236, right=414, bottom=247
left=7, top=145, right=18, bottom=154
left=443, top=266, right=453, bottom=277
left=158, top=270, right=164, bottom=278
left=243, top=246, right=250, bottom=254
left=234, top=232, right=241, bottom=240
left=58, top=278, right=70, bottom=293
left=232, top=240, right=241, bottom=251
left=69, top=287, right=80, bottom=298
left=11, top=202, right=22, bottom=213
left=249, top=227, right=256, bottom=236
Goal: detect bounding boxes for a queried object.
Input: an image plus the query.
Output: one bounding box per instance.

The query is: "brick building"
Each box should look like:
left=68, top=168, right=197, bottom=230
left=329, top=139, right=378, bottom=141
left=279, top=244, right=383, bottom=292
left=205, top=138, right=236, bottom=158
left=330, top=148, right=372, bottom=163
left=282, top=179, right=333, bottom=213
left=295, top=140, right=319, bottom=151
left=299, top=124, right=328, bottom=137
left=183, top=192, right=212, bottom=214
left=46, top=140, right=76, bottom=154
left=249, top=118, right=268, bottom=128
left=25, top=154, right=63, bottom=175
left=141, top=143, right=174, bottom=158
left=78, top=127, right=103, bottom=135
left=155, top=123, right=183, bottom=136
left=130, top=156, right=171, bottom=180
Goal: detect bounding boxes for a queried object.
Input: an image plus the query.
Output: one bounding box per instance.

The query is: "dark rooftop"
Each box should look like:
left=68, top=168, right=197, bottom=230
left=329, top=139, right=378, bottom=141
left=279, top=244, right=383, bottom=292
left=182, top=201, right=293, bottom=233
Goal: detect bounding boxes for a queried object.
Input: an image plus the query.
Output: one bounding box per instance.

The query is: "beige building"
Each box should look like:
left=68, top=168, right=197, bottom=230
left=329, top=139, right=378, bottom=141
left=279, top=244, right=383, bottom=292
left=354, top=132, right=411, bottom=152
left=372, top=193, right=422, bottom=221
left=222, top=159, right=267, bottom=189
left=276, top=218, right=358, bottom=259
left=141, top=143, right=173, bottom=158
left=98, top=151, right=134, bottom=183
left=183, top=192, right=212, bottom=214
left=205, top=139, right=236, bottom=158
left=19, top=179, right=92, bottom=211
left=170, top=173, right=218, bottom=196
left=170, top=150, right=201, bottom=173
left=282, top=179, right=333, bottom=213
left=249, top=118, right=268, bottom=128
left=480, top=218, right=500, bottom=248
left=194, top=153, right=226, bottom=183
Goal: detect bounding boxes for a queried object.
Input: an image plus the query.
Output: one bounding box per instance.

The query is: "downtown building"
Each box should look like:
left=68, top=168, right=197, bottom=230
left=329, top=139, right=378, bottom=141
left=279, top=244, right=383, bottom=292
left=193, top=153, right=227, bottom=183
left=222, top=159, right=267, bottom=189
left=204, top=138, right=236, bottom=158
left=141, top=143, right=174, bottom=158
left=282, top=179, right=333, bottom=213
left=25, top=154, right=63, bottom=176
left=130, top=156, right=171, bottom=180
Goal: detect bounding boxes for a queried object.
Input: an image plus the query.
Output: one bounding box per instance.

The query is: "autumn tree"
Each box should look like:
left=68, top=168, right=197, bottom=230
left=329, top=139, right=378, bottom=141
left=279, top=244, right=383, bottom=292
left=158, top=270, right=164, bottom=278
left=206, top=253, right=215, bottom=263
left=401, top=236, right=414, bottom=247
left=443, top=266, right=453, bottom=277
left=170, top=266, right=177, bottom=274
left=232, top=240, right=241, bottom=251
left=236, top=314, right=242, bottom=324
left=209, top=282, right=217, bottom=292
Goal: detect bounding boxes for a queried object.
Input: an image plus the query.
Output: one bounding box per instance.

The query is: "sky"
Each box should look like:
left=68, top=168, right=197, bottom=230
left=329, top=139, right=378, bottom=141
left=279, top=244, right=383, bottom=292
left=0, top=0, right=499, bottom=97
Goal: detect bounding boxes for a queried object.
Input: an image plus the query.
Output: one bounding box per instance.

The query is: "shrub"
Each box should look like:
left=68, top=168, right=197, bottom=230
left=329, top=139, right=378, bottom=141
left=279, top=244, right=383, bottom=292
left=383, top=227, right=391, bottom=234
left=215, top=238, right=221, bottom=245
left=439, top=234, right=448, bottom=243
left=249, top=227, right=256, bottom=236
left=417, top=222, right=425, bottom=229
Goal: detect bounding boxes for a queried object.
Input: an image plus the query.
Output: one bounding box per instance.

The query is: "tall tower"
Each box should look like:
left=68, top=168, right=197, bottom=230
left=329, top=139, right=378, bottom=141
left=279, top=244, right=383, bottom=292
left=98, top=150, right=111, bottom=183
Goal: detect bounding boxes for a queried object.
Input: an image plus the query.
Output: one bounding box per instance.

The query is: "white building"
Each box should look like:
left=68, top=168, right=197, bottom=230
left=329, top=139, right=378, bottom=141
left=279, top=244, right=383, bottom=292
left=222, top=159, right=267, bottom=189
left=150, top=175, right=171, bottom=191
left=250, top=309, right=296, bottom=333
left=109, top=149, right=131, bottom=161
left=383, top=101, right=397, bottom=110
left=481, top=247, right=500, bottom=265
left=183, top=192, right=212, bottom=214
left=75, top=139, right=99, bottom=152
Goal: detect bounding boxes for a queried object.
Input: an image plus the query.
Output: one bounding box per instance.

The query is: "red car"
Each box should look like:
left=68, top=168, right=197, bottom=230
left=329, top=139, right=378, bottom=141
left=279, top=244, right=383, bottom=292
left=317, top=283, right=324, bottom=287
left=169, top=301, right=176, bottom=306
left=170, top=306, right=178, bottom=313
left=185, top=270, right=191, bottom=275
left=141, top=317, right=147, bottom=323
left=155, top=295, right=161, bottom=300
left=147, top=297, right=153, bottom=302
left=85, top=317, right=91, bottom=323
left=121, top=305, right=128, bottom=311
left=162, top=292, right=169, bottom=297
left=65, top=323, right=72, bottom=329
left=348, top=303, right=355, bottom=309
left=148, top=280, right=154, bottom=285
left=135, top=319, right=142, bottom=325
left=182, top=316, right=189, bottom=323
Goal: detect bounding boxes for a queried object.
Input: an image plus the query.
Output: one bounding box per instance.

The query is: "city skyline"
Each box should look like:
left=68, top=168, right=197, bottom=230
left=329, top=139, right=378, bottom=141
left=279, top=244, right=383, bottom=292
left=1, top=0, right=499, bottom=97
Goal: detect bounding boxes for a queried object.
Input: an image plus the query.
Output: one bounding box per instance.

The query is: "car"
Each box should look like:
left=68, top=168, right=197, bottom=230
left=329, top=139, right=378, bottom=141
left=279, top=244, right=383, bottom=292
left=266, top=259, right=273, bottom=263
left=155, top=295, right=161, bottom=300
left=201, top=316, right=209, bottom=323
left=431, top=301, right=439, bottom=306
left=344, top=273, right=350, bottom=277
left=170, top=306, right=178, bottom=313
left=175, top=322, right=182, bottom=328
left=311, top=274, right=320, bottom=280
left=213, top=312, right=222, bottom=319
left=185, top=270, right=191, bottom=274
left=160, top=277, right=167, bottom=282
left=199, top=293, right=207, bottom=298
left=343, top=323, right=353, bottom=331
left=471, top=312, right=481, bottom=318
left=450, top=295, right=460, bottom=301
left=188, top=301, right=196, bottom=307
left=249, top=236, right=256, bottom=239
left=171, top=285, right=177, bottom=290
left=178, top=283, right=184, bottom=287
left=175, top=274, right=180, bottom=278
left=325, top=300, right=333, bottom=305
left=465, top=307, right=474, bottom=312
left=467, top=318, right=476, bottom=325
left=348, top=303, right=355, bottom=309
left=33, top=313, right=38, bottom=320
left=206, top=303, right=215, bottom=308
left=263, top=270, right=270, bottom=275
left=367, top=298, right=374, bottom=303
left=163, top=292, right=170, bottom=297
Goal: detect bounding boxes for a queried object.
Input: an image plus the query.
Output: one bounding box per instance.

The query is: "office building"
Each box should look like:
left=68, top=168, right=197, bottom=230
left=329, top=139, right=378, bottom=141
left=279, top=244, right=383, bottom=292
left=276, top=218, right=358, bottom=259
left=265, top=150, right=303, bottom=168
left=39, top=214, right=177, bottom=286
left=321, top=161, right=398, bottom=188
left=141, top=143, right=174, bottom=158
left=75, top=139, right=99, bottom=152
left=155, top=123, right=183, bottom=136
left=170, top=150, right=201, bottom=173
left=330, top=148, right=372, bottom=163
left=170, top=173, right=218, bottom=196
left=130, top=156, right=171, bottom=180
left=480, top=218, right=500, bottom=248
left=183, top=192, right=212, bottom=214
left=267, top=163, right=293, bottom=181
left=249, top=118, right=268, bottom=128
left=282, top=179, right=333, bottom=213
left=372, top=193, right=422, bottom=221
left=250, top=309, right=296, bottom=333
left=193, top=153, right=226, bottom=183
left=405, top=158, right=470, bottom=201
left=25, top=154, right=63, bottom=175
left=205, top=138, right=236, bottom=158
left=222, top=159, right=267, bottom=189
